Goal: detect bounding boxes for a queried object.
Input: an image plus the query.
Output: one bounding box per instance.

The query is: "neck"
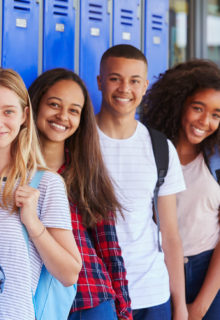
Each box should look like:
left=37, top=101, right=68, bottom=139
left=176, top=142, right=199, bottom=165
left=40, top=137, right=65, bottom=172
left=96, top=108, right=137, bottom=139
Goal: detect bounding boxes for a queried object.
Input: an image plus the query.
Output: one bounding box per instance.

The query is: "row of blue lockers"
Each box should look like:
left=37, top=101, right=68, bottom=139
left=0, top=0, right=169, bottom=113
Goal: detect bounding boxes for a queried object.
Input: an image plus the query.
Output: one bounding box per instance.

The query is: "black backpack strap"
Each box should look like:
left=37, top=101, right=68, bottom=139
left=204, top=147, right=220, bottom=185
left=148, top=127, right=169, bottom=252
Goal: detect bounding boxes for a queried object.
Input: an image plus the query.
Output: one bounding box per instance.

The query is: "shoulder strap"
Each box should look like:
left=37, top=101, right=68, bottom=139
left=148, top=127, right=169, bottom=252
left=22, top=171, right=45, bottom=247
left=205, top=147, right=220, bottom=185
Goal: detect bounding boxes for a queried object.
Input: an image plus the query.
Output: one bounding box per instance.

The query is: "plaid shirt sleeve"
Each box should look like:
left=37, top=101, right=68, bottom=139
left=91, top=217, right=133, bottom=320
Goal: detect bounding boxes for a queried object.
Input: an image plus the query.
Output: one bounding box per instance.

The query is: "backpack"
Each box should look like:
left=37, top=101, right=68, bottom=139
left=22, top=170, right=77, bottom=320
left=148, top=127, right=220, bottom=252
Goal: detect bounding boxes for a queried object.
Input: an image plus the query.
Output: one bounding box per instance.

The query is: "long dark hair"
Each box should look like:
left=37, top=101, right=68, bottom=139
left=141, top=59, right=220, bottom=157
left=29, top=68, right=122, bottom=227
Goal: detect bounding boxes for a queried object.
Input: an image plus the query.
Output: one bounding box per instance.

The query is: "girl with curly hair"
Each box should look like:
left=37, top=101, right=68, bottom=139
left=142, top=59, right=220, bottom=320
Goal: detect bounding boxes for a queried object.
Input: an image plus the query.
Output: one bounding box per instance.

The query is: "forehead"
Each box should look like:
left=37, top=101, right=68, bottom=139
left=101, top=56, right=147, bottom=78
left=0, top=85, right=21, bottom=106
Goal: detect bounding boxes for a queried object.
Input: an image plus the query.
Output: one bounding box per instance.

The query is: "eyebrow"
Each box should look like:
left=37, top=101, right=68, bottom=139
left=47, top=97, right=83, bottom=109
left=192, top=100, right=220, bottom=113
left=108, top=72, right=143, bottom=78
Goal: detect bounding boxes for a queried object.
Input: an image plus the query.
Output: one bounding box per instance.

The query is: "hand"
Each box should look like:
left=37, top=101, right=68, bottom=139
left=187, top=303, right=205, bottom=320
left=15, top=185, right=40, bottom=226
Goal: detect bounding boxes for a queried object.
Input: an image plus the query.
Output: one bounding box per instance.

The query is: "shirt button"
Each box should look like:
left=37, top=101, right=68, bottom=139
left=184, top=257, right=189, bottom=263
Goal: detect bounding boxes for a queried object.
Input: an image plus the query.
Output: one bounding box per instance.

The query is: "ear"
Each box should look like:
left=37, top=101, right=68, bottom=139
left=21, top=106, right=29, bottom=125
left=97, top=75, right=102, bottom=91
left=143, top=79, right=149, bottom=96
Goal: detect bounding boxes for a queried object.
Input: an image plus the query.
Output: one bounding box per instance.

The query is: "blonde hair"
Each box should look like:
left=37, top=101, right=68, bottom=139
left=0, top=68, right=46, bottom=211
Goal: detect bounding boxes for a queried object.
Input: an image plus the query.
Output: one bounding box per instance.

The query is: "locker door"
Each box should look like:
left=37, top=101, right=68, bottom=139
left=43, top=0, right=75, bottom=71
left=2, top=0, right=39, bottom=87
left=79, top=0, right=110, bottom=113
left=144, top=0, right=169, bottom=86
left=112, top=0, right=141, bottom=48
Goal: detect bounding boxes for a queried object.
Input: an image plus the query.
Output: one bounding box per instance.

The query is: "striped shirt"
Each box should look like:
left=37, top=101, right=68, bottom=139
left=0, top=171, right=72, bottom=320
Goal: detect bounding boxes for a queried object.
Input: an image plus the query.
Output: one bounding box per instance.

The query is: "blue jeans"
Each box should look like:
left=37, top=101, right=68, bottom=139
left=185, top=249, right=220, bottom=320
left=69, top=300, right=117, bottom=320
left=132, top=298, right=171, bottom=320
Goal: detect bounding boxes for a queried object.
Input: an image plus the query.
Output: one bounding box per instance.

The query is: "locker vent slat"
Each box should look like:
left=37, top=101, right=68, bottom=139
left=152, top=14, right=163, bottom=31
left=13, top=0, right=31, bottom=11
left=88, top=2, right=103, bottom=22
left=120, top=8, right=133, bottom=26
left=53, top=0, right=68, bottom=16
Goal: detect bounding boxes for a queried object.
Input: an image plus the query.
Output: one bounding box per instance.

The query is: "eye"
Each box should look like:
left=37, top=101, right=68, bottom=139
left=5, top=109, right=14, bottom=115
left=131, top=79, right=140, bottom=84
left=49, top=102, right=60, bottom=108
left=212, top=113, right=220, bottom=120
left=109, top=77, right=119, bottom=82
left=70, top=108, right=80, bottom=114
left=192, top=105, right=202, bottom=112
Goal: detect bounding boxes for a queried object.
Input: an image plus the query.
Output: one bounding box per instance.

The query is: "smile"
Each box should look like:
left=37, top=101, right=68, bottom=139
left=115, top=97, right=131, bottom=102
left=192, top=126, right=206, bottom=136
left=49, top=121, right=67, bottom=131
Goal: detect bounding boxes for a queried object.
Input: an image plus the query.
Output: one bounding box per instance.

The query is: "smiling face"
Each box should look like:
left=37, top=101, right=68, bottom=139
left=0, top=86, right=27, bottom=156
left=179, top=88, right=220, bottom=148
left=36, top=79, right=85, bottom=145
left=97, top=57, right=148, bottom=119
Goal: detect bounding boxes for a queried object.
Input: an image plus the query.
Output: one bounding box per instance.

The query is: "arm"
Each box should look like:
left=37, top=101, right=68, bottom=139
left=91, top=217, right=133, bottom=320
left=15, top=184, right=82, bottom=287
left=187, top=239, right=220, bottom=320
left=158, top=194, right=188, bottom=320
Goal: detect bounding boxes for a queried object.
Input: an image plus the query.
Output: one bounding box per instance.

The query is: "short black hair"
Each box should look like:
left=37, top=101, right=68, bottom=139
left=100, top=44, right=148, bottom=71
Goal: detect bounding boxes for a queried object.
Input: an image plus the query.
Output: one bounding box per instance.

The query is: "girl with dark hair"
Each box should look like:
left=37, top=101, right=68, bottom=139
left=29, top=68, right=132, bottom=320
left=142, top=59, right=220, bottom=320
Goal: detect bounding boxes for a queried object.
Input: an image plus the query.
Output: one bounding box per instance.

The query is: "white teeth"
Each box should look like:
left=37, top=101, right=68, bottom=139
left=115, top=97, right=130, bottom=102
left=193, top=127, right=205, bottom=134
left=50, top=122, right=66, bottom=131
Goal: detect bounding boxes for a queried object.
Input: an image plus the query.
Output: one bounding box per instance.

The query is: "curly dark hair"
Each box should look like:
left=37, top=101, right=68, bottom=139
left=141, top=59, right=220, bottom=157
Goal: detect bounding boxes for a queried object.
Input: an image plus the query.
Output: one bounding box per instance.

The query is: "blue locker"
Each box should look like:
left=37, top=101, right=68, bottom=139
left=79, top=0, right=110, bottom=113
left=112, top=0, right=141, bottom=48
left=2, top=0, right=39, bottom=88
left=43, top=0, right=75, bottom=71
left=144, top=0, right=169, bottom=86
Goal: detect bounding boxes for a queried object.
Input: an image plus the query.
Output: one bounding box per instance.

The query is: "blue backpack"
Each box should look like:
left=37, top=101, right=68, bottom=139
left=22, top=170, right=77, bottom=320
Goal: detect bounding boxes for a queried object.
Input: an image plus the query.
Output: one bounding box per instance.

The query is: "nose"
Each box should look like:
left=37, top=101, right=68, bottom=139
left=118, top=80, right=131, bottom=93
left=56, top=108, right=68, bottom=121
left=199, top=112, right=210, bottom=127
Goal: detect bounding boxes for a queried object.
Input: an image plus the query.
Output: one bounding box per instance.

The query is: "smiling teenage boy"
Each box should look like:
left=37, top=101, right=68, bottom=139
left=96, top=44, right=188, bottom=320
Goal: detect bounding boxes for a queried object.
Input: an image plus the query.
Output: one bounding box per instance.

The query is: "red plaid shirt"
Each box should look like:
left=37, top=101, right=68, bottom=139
left=58, top=163, right=132, bottom=319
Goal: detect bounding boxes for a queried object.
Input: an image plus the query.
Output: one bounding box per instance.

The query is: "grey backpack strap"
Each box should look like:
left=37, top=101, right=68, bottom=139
left=148, top=127, right=169, bottom=252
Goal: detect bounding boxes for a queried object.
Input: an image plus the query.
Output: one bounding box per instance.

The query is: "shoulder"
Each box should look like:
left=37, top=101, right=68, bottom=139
left=35, top=170, right=67, bottom=195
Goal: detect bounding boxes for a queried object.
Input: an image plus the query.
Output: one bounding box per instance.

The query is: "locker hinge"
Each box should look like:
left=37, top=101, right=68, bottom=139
left=73, top=0, right=78, bottom=10
left=107, top=0, right=112, bottom=15
left=137, top=4, right=141, bottom=20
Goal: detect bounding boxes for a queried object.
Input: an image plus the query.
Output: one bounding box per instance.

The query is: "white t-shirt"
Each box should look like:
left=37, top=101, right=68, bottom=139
left=98, top=121, right=185, bottom=309
left=177, top=153, right=220, bottom=256
left=0, top=171, right=72, bottom=320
